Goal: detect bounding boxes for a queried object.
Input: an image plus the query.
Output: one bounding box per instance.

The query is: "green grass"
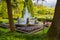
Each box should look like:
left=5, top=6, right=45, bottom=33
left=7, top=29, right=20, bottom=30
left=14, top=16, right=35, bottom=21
left=0, top=16, right=50, bottom=40
left=0, top=19, right=17, bottom=23
left=0, top=19, right=9, bottom=23
left=0, top=27, right=49, bottom=40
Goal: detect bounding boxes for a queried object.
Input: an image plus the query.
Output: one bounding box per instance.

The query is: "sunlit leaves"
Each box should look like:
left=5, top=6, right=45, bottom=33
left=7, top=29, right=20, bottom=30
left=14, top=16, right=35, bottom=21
left=1, top=1, right=8, bottom=18
left=24, top=0, right=34, bottom=17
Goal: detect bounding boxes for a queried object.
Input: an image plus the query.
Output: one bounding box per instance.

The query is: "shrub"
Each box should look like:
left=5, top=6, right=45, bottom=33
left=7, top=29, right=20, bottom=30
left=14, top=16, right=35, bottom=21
left=37, top=18, right=52, bottom=22
left=37, top=18, right=45, bottom=21
left=13, top=18, right=17, bottom=20
left=0, top=21, right=3, bottom=23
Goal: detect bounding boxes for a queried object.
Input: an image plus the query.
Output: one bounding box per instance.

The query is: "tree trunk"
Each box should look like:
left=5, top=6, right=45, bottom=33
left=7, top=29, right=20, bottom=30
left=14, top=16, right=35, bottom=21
left=47, top=0, right=60, bottom=40
left=6, top=0, right=15, bottom=32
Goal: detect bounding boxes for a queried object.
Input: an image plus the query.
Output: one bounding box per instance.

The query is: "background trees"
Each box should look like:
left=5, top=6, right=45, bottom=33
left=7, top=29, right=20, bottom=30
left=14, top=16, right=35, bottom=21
left=0, top=0, right=54, bottom=19
left=22, top=0, right=34, bottom=17
left=0, top=0, right=8, bottom=18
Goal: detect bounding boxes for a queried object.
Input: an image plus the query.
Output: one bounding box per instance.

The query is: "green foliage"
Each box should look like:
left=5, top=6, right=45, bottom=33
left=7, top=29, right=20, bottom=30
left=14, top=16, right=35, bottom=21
left=12, top=0, right=24, bottom=18
left=0, top=21, right=3, bottom=23
left=33, top=4, right=54, bottom=15
left=0, top=2, right=2, bottom=17
left=37, top=18, right=52, bottom=22
left=0, top=0, right=54, bottom=19
left=1, top=1, right=8, bottom=18
left=23, top=0, right=34, bottom=17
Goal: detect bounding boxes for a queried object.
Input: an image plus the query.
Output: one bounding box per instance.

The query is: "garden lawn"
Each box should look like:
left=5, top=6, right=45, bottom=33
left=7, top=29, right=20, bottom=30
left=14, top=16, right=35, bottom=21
left=0, top=19, right=17, bottom=23
left=0, top=27, right=49, bottom=40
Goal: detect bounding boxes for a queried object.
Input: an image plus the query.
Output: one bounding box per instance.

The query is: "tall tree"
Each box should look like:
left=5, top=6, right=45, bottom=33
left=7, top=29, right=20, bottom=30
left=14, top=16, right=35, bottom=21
left=47, top=0, right=60, bottom=40
left=6, top=0, right=15, bottom=32
left=22, top=0, right=34, bottom=17
left=27, top=0, right=34, bottom=17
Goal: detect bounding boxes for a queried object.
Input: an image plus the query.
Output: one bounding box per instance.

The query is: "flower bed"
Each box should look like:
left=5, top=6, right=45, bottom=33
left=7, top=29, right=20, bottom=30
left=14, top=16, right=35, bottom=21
left=16, top=25, right=42, bottom=33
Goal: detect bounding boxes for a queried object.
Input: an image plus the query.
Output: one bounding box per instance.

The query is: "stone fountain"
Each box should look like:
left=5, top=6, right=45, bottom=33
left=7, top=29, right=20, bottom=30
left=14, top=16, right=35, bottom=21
left=23, top=7, right=31, bottom=23
left=16, top=6, right=38, bottom=25
left=17, top=7, right=31, bottom=24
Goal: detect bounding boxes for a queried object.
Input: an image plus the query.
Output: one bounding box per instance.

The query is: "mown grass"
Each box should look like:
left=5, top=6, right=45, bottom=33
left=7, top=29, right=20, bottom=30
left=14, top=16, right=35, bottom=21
left=0, top=19, right=17, bottom=23
left=0, top=27, right=49, bottom=40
